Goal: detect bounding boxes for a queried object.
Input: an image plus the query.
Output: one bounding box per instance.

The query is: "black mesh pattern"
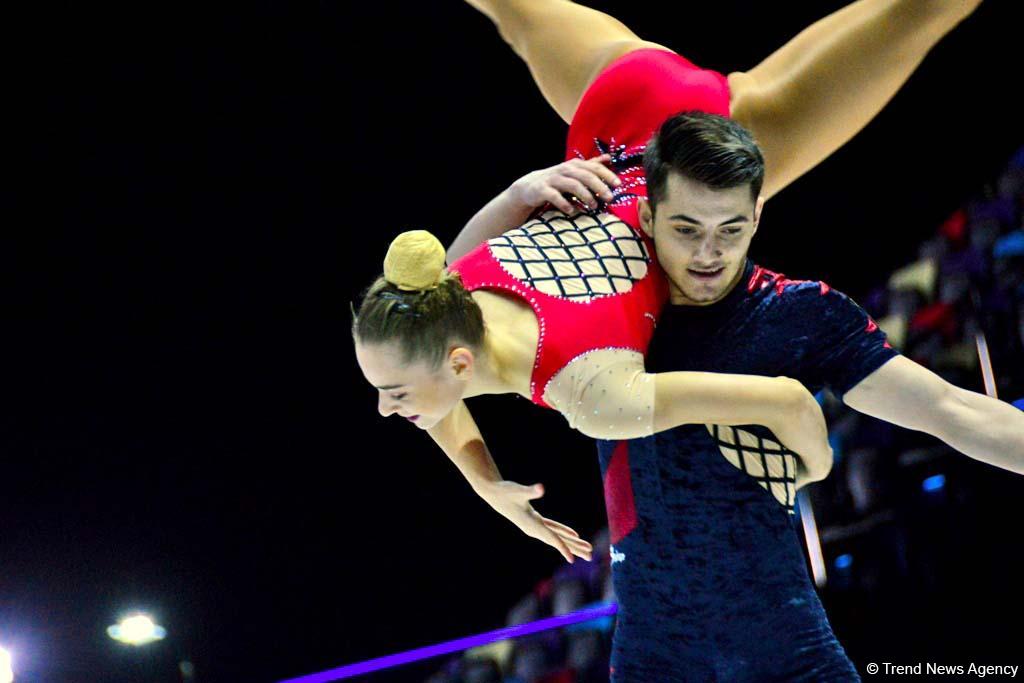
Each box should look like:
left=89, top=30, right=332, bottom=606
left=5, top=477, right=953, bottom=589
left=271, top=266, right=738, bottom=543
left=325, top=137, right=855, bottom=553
left=709, top=425, right=798, bottom=511
left=486, top=210, right=651, bottom=302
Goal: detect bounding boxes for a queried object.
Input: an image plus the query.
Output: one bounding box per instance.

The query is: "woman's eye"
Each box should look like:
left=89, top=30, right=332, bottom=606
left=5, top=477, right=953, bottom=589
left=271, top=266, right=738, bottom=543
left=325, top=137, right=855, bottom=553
left=392, top=393, right=407, bottom=401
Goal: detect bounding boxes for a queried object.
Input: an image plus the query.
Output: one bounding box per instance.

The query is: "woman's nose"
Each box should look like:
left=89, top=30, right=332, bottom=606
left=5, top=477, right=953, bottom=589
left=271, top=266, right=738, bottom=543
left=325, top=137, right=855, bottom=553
left=378, top=395, right=397, bottom=417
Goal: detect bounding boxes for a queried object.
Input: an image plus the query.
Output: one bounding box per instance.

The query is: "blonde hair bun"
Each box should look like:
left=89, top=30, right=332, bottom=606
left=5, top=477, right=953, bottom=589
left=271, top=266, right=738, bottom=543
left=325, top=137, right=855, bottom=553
left=383, top=230, right=447, bottom=291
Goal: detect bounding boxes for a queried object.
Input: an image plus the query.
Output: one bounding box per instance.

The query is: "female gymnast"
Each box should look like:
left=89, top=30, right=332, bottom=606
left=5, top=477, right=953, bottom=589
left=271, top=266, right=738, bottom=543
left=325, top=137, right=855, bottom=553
left=353, top=0, right=983, bottom=564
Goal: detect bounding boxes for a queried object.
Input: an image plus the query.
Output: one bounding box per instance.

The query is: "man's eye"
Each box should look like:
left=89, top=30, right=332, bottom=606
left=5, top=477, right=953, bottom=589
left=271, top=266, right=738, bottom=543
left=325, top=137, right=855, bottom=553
left=723, top=228, right=743, bottom=235
left=675, top=227, right=697, bottom=235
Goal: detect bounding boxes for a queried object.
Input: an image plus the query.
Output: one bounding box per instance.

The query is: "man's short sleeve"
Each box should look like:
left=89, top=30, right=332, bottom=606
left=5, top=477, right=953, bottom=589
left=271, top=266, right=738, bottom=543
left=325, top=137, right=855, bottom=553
left=786, top=285, right=900, bottom=399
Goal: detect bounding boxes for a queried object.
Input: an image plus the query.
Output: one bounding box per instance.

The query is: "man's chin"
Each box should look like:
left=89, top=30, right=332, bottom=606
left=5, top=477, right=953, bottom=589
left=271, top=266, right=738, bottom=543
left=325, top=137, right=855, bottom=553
left=671, top=268, right=740, bottom=305
left=677, top=285, right=728, bottom=305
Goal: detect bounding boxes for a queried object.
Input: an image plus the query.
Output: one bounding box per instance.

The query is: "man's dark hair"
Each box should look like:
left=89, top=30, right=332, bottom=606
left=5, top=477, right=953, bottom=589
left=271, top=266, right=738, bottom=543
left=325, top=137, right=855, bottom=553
left=644, top=111, right=765, bottom=209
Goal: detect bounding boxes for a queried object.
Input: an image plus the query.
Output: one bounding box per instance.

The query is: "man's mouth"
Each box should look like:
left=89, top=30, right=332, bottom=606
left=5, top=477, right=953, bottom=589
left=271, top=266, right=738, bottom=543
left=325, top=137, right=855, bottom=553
left=687, top=267, right=725, bottom=281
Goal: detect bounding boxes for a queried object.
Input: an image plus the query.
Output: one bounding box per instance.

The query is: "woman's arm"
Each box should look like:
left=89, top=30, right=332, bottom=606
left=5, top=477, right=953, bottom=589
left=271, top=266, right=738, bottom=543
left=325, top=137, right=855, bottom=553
left=447, top=155, right=619, bottom=263
left=653, top=372, right=832, bottom=486
left=427, top=400, right=593, bottom=562
left=547, top=352, right=832, bottom=488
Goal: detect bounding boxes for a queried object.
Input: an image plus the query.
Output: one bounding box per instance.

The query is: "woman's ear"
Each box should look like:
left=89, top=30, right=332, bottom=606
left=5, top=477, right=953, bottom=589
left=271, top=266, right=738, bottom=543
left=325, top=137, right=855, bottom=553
left=448, top=347, right=475, bottom=381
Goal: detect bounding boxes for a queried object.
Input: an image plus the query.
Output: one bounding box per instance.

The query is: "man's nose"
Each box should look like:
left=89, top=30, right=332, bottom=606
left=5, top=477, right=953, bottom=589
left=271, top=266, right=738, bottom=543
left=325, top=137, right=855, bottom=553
left=695, top=235, right=722, bottom=260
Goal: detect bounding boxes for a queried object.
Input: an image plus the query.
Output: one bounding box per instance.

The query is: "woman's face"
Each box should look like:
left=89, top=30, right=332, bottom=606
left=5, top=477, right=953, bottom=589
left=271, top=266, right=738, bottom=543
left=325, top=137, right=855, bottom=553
left=354, top=340, right=469, bottom=430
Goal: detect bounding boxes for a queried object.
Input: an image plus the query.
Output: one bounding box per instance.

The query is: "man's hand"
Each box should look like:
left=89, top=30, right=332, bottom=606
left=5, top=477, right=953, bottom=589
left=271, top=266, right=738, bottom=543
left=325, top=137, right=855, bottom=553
left=508, top=155, right=620, bottom=214
left=476, top=480, right=594, bottom=563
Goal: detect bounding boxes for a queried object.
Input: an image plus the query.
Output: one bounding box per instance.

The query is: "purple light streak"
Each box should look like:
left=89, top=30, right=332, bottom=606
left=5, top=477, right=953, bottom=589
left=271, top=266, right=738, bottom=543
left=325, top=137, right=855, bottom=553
left=277, top=602, right=618, bottom=683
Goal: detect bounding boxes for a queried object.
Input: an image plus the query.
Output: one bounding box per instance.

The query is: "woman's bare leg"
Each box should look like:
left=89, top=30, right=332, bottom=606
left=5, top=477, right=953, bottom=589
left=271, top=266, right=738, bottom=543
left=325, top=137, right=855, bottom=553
left=465, top=0, right=670, bottom=123
left=729, top=0, right=983, bottom=198
left=468, top=0, right=982, bottom=195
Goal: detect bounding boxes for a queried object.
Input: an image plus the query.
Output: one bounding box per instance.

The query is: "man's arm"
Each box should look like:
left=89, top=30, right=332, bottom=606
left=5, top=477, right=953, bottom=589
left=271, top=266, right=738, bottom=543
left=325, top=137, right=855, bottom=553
left=446, top=155, right=618, bottom=263
left=843, top=356, right=1024, bottom=474
left=427, top=400, right=592, bottom=562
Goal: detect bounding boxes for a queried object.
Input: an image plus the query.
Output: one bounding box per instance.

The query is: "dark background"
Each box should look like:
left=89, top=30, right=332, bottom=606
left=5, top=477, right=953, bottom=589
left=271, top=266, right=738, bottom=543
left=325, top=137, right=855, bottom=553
left=6, top=1, right=1023, bottom=681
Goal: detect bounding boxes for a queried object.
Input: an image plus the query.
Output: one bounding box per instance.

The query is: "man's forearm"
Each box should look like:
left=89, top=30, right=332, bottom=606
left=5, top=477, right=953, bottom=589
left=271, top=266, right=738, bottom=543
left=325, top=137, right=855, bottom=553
left=447, top=189, right=534, bottom=264
left=845, top=357, right=1024, bottom=475
left=935, top=387, right=1024, bottom=474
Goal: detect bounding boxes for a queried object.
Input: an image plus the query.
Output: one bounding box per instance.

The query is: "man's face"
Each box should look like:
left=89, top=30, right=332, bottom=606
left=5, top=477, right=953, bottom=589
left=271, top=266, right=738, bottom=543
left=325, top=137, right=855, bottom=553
left=640, top=172, right=763, bottom=306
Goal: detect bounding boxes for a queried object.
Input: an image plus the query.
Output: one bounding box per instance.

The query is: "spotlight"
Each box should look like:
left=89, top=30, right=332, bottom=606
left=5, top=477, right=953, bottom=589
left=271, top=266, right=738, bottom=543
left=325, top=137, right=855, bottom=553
left=107, top=614, right=167, bottom=646
left=0, top=645, right=13, bottom=683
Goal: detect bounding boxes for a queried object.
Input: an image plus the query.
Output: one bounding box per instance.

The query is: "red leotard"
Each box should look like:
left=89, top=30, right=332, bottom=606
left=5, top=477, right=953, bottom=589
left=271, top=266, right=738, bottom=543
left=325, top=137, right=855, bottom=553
left=566, top=49, right=731, bottom=229
left=449, top=210, right=666, bottom=407
left=449, top=49, right=731, bottom=408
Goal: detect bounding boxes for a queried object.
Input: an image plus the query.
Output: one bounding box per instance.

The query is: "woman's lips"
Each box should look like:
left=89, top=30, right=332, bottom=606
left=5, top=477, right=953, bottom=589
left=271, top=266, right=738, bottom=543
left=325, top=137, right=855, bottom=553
left=688, top=267, right=725, bottom=281
left=406, top=415, right=420, bottom=422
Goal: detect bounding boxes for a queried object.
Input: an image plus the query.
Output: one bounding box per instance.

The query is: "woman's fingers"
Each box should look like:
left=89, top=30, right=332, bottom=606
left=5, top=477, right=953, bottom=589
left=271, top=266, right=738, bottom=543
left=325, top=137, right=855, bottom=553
left=505, top=483, right=592, bottom=562
left=561, top=533, right=593, bottom=552
left=551, top=176, right=598, bottom=207
left=542, top=520, right=592, bottom=560
left=543, top=528, right=575, bottom=563
left=519, top=155, right=622, bottom=213
left=541, top=187, right=576, bottom=214
left=563, top=538, right=594, bottom=560
left=562, top=163, right=618, bottom=202
left=542, top=518, right=580, bottom=538
left=581, top=155, right=622, bottom=191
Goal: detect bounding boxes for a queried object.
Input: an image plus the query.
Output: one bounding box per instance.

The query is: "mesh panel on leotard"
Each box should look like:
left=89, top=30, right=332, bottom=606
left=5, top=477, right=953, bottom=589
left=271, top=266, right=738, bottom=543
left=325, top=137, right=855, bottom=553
left=487, top=210, right=650, bottom=302
left=706, top=424, right=798, bottom=510
left=544, top=349, right=655, bottom=440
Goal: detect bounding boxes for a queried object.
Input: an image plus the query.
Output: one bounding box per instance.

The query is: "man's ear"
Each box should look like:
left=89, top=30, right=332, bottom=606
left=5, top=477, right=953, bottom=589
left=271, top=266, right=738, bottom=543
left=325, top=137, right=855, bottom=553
left=638, top=198, right=655, bottom=238
left=448, top=347, right=474, bottom=381
left=752, top=195, right=765, bottom=236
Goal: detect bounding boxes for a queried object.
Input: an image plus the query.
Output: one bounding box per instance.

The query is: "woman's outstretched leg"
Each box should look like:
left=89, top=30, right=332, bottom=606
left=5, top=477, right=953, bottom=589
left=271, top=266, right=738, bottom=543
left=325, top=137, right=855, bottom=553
left=728, top=0, right=983, bottom=198
left=465, top=0, right=670, bottom=123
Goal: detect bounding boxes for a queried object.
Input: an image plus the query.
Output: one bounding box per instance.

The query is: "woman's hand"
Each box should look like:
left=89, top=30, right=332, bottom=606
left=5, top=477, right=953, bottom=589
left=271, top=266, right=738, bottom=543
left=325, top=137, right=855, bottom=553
left=768, top=377, right=833, bottom=486
left=476, top=480, right=593, bottom=563
left=448, top=155, right=621, bottom=262
left=508, top=154, right=620, bottom=214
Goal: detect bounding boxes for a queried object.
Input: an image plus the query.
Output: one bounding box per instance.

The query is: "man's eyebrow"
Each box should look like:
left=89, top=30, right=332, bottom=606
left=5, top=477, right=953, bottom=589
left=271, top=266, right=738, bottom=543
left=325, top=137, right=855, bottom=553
left=375, top=384, right=405, bottom=390
left=668, top=213, right=701, bottom=224
left=669, top=213, right=749, bottom=226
